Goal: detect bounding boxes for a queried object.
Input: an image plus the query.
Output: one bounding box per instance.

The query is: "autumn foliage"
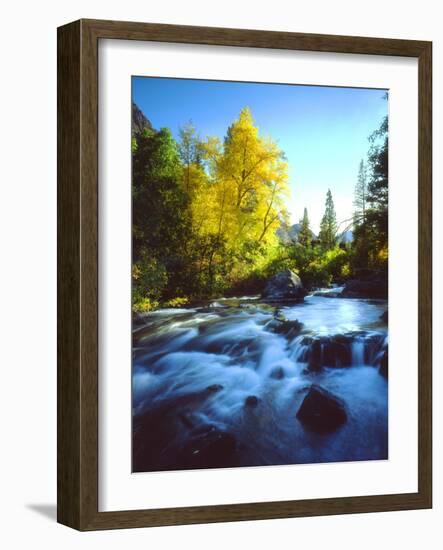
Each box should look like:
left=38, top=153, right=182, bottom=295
left=132, top=105, right=388, bottom=311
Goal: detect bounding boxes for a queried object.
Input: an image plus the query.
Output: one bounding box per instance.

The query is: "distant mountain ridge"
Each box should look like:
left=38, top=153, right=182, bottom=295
left=277, top=223, right=353, bottom=244
left=277, top=223, right=316, bottom=244
left=132, top=102, right=152, bottom=135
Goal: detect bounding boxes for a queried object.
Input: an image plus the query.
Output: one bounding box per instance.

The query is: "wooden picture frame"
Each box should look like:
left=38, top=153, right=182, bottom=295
left=57, top=18, right=432, bottom=530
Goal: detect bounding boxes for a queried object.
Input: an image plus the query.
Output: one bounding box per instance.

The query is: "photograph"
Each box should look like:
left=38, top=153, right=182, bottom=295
left=131, top=76, right=389, bottom=473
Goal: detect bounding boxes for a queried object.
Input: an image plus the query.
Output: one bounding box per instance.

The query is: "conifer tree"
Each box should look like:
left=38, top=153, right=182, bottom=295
left=353, top=159, right=368, bottom=227
left=298, top=207, right=312, bottom=247
left=319, top=189, right=338, bottom=250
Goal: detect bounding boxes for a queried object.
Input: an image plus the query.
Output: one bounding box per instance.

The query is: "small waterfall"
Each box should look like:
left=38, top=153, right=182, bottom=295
left=371, top=334, right=388, bottom=367
left=294, top=331, right=388, bottom=370
left=289, top=335, right=311, bottom=363
left=351, top=340, right=365, bottom=366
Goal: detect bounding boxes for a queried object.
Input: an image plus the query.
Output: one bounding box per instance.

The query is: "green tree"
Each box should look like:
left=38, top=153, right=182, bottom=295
left=366, top=115, right=388, bottom=250
left=351, top=114, right=388, bottom=272
left=298, top=207, right=312, bottom=247
left=367, top=116, right=388, bottom=211
left=318, top=189, right=338, bottom=250
left=353, top=159, right=368, bottom=226
left=131, top=104, right=302, bottom=306
left=132, top=125, right=194, bottom=302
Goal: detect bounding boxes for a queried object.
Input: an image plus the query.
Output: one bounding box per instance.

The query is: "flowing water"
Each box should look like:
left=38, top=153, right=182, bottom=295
left=132, top=292, right=388, bottom=472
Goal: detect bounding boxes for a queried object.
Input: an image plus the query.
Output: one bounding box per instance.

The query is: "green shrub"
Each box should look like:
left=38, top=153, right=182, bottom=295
left=162, top=297, right=189, bottom=308
left=132, top=252, right=167, bottom=311
left=132, top=292, right=159, bottom=312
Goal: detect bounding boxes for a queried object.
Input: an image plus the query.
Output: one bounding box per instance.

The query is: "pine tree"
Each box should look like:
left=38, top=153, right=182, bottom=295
left=351, top=112, right=389, bottom=272
left=298, top=207, right=312, bottom=247
left=319, top=189, right=338, bottom=250
left=367, top=115, right=388, bottom=211
left=353, top=159, right=368, bottom=227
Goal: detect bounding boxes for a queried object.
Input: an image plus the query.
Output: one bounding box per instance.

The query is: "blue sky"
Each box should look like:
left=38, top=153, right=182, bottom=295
left=132, top=76, right=388, bottom=233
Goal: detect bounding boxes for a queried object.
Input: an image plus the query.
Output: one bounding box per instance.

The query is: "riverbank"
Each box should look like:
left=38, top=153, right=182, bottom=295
left=133, top=268, right=388, bottom=318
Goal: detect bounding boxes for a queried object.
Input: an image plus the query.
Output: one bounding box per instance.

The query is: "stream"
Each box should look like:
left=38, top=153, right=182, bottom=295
left=132, top=291, right=388, bottom=472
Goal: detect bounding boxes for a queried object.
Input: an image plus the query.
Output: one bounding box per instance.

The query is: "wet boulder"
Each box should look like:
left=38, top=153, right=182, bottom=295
left=322, top=337, right=353, bottom=367
left=296, top=384, right=347, bottom=433
left=305, top=332, right=386, bottom=370
left=262, top=269, right=307, bottom=302
left=307, top=338, right=323, bottom=371
left=270, top=366, right=285, bottom=380
left=379, top=350, right=388, bottom=378
left=180, top=428, right=237, bottom=468
left=245, top=395, right=260, bottom=408
left=341, top=277, right=388, bottom=299
left=206, top=383, right=224, bottom=393
left=189, top=423, right=218, bottom=437
left=267, top=317, right=304, bottom=338
left=133, top=386, right=231, bottom=471
left=307, top=336, right=352, bottom=370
